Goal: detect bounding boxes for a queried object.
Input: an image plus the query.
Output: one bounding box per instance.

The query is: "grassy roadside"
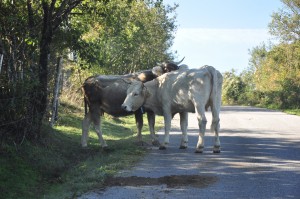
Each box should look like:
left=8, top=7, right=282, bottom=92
left=0, top=102, right=163, bottom=199
left=256, top=104, right=300, bottom=116
left=283, top=109, right=300, bottom=116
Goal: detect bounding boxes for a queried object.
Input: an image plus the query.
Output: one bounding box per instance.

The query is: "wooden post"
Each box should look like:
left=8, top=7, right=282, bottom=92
left=0, top=40, right=3, bottom=74
left=0, top=54, right=3, bottom=74
left=50, top=57, right=63, bottom=127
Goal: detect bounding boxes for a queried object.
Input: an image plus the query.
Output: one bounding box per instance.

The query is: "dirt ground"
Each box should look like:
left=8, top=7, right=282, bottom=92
left=103, top=175, right=218, bottom=188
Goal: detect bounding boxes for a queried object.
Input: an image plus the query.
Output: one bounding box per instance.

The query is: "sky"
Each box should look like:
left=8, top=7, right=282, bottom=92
left=163, top=0, right=284, bottom=73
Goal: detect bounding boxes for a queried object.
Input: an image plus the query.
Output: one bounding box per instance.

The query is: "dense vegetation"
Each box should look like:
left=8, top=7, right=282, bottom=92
left=1, top=0, right=299, bottom=198
left=222, top=0, right=300, bottom=112
left=0, top=0, right=177, bottom=144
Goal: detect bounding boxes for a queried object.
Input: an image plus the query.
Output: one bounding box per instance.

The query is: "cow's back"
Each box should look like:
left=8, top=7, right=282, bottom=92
left=82, top=75, right=132, bottom=116
left=83, top=70, right=160, bottom=117
left=155, top=68, right=212, bottom=113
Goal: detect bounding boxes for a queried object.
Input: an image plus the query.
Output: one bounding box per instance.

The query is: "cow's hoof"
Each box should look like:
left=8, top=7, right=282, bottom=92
left=213, top=149, right=221, bottom=153
left=195, top=148, right=203, bottom=153
left=159, top=146, right=167, bottom=150
left=135, top=141, right=147, bottom=146
left=179, top=145, right=187, bottom=149
left=138, top=141, right=144, bottom=146
left=152, top=140, right=160, bottom=147
left=102, top=146, right=111, bottom=152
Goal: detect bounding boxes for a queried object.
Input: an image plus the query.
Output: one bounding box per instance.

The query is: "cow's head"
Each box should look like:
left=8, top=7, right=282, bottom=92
left=121, top=81, right=147, bottom=112
left=153, top=57, right=185, bottom=76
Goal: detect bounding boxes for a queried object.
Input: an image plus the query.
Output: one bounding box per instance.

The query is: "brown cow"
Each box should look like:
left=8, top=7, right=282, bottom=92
left=81, top=58, right=184, bottom=148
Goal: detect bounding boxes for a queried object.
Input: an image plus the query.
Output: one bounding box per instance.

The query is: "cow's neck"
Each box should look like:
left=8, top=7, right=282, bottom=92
left=143, top=79, right=162, bottom=115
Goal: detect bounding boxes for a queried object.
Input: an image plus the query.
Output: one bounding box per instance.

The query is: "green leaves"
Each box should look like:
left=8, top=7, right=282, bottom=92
left=269, top=0, right=300, bottom=42
left=222, top=70, right=246, bottom=105
left=69, top=0, right=177, bottom=74
left=0, top=0, right=177, bottom=144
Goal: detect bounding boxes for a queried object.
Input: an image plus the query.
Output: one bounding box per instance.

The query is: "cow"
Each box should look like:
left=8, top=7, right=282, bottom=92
left=121, top=65, right=223, bottom=153
left=81, top=58, right=185, bottom=149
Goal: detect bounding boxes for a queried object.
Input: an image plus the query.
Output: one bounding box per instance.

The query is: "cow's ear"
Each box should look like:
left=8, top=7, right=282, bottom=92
left=146, top=90, right=151, bottom=97
left=179, top=64, right=189, bottom=70
left=123, top=78, right=132, bottom=84
left=145, top=90, right=151, bottom=98
left=152, top=66, right=163, bottom=76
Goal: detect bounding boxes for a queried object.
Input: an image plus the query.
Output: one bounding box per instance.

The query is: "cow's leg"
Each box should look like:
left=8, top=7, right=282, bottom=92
left=134, top=111, right=143, bottom=145
left=179, top=112, right=188, bottom=149
left=90, top=108, right=108, bottom=148
left=159, top=113, right=172, bottom=150
left=211, top=105, right=221, bottom=153
left=82, top=112, right=91, bottom=147
left=147, top=111, right=159, bottom=146
left=94, top=123, right=108, bottom=148
left=195, top=105, right=207, bottom=153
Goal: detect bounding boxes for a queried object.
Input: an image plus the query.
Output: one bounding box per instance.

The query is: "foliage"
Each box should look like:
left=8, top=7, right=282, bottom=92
left=245, top=40, right=300, bottom=109
left=0, top=0, right=177, bottom=144
left=222, top=70, right=246, bottom=105
left=70, top=0, right=178, bottom=74
left=253, top=42, right=300, bottom=92
left=0, top=0, right=82, bottom=144
left=269, top=0, right=300, bottom=42
left=223, top=0, right=300, bottom=110
left=0, top=101, right=164, bottom=199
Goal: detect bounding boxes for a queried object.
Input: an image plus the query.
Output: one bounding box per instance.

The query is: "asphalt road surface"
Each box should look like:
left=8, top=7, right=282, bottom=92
left=80, top=106, right=300, bottom=199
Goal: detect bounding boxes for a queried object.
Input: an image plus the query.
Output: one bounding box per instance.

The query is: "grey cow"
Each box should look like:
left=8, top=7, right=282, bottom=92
left=81, top=58, right=184, bottom=149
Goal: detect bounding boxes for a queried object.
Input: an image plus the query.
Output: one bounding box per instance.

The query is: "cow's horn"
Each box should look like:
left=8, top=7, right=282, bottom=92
left=173, top=57, right=185, bottom=65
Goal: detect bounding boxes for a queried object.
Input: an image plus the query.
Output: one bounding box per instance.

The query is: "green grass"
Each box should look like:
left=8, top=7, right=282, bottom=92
left=0, top=148, right=39, bottom=199
left=0, top=102, right=163, bottom=199
left=258, top=104, right=300, bottom=116
left=283, top=109, right=300, bottom=116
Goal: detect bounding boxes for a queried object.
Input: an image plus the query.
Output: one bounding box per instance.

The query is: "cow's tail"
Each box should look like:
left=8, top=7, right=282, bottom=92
left=81, top=85, right=88, bottom=116
left=203, top=66, right=223, bottom=134
left=211, top=66, right=222, bottom=114
left=203, top=65, right=223, bottom=113
left=84, top=95, right=88, bottom=116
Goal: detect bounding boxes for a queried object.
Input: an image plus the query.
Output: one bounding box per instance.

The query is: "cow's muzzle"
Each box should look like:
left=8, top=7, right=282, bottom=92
left=121, top=104, right=131, bottom=112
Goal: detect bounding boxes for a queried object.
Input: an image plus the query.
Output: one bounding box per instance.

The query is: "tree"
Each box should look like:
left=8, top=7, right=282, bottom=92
left=269, top=0, right=300, bottom=42
left=34, top=0, right=82, bottom=137
left=69, top=0, right=178, bottom=75
left=0, top=0, right=82, bottom=143
left=0, top=0, right=178, bottom=144
left=222, top=70, right=246, bottom=105
left=236, top=0, right=300, bottom=109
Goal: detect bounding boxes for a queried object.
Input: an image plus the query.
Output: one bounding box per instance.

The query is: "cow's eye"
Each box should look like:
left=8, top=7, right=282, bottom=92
left=133, top=93, right=138, bottom=96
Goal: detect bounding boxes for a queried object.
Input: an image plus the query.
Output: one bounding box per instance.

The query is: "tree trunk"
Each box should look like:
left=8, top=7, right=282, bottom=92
left=31, top=0, right=82, bottom=138
left=34, top=2, right=53, bottom=138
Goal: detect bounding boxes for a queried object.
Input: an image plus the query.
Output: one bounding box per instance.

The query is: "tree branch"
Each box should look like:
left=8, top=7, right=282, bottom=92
left=52, top=0, right=82, bottom=32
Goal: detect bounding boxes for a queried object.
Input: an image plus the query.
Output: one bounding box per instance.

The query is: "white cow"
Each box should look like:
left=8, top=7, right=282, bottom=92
left=122, top=65, right=223, bottom=153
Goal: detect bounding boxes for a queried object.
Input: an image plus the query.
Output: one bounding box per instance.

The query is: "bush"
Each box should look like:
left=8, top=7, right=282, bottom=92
left=222, top=71, right=246, bottom=105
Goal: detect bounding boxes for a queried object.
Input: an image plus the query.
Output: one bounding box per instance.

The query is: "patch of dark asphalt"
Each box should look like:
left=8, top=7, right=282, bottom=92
left=102, top=175, right=218, bottom=188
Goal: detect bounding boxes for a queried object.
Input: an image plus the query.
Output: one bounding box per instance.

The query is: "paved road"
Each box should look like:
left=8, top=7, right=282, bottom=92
left=80, top=106, right=300, bottom=199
